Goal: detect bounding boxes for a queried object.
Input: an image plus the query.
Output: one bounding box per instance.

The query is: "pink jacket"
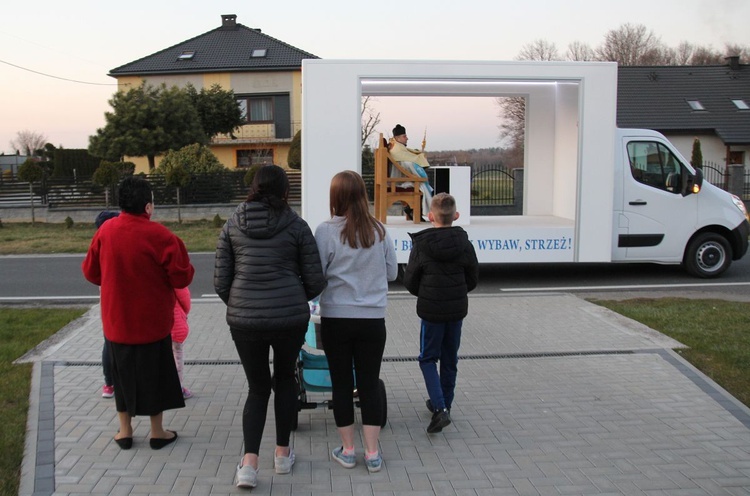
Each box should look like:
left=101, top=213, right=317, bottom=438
left=172, top=287, right=191, bottom=343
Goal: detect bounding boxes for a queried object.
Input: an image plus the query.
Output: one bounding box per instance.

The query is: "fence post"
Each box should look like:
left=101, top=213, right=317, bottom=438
left=512, top=168, right=524, bottom=215
left=727, top=164, right=745, bottom=198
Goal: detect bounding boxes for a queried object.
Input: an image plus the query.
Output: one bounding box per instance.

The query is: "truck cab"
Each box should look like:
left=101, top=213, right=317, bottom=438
left=613, top=128, right=749, bottom=277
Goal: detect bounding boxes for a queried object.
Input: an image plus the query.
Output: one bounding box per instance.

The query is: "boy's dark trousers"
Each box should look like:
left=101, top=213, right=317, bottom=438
left=418, top=319, right=463, bottom=411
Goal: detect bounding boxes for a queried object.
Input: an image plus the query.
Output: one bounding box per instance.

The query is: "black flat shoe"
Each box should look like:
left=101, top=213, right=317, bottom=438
left=150, top=430, right=178, bottom=450
left=114, top=436, right=133, bottom=450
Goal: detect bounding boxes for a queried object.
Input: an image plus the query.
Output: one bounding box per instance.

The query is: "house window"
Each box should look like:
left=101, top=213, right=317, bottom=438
left=686, top=100, right=705, bottom=111
left=732, top=99, right=749, bottom=110
left=251, top=48, right=267, bottom=58
left=237, top=149, right=274, bottom=167
left=178, top=51, right=195, bottom=60
left=236, top=96, right=274, bottom=123
left=729, top=151, right=745, bottom=165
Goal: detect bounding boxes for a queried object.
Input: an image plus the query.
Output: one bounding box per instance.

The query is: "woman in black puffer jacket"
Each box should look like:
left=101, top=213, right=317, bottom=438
left=214, top=165, right=325, bottom=487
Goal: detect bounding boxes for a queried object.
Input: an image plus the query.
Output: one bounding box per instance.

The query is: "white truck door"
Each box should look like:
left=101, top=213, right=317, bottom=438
left=619, top=139, right=698, bottom=261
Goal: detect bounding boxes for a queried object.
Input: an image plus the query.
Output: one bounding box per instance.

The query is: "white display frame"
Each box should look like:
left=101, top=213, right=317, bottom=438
left=301, top=60, right=618, bottom=263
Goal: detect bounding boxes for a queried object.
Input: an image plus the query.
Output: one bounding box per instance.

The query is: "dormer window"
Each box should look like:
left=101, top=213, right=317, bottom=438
left=732, top=99, right=749, bottom=110
left=178, top=51, right=195, bottom=61
left=686, top=100, right=705, bottom=111
left=251, top=49, right=267, bottom=58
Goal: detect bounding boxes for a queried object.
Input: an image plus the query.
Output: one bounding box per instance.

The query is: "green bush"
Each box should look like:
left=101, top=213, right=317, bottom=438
left=156, top=143, right=225, bottom=175
left=212, top=214, right=224, bottom=228
left=288, top=131, right=301, bottom=170
left=52, top=149, right=101, bottom=178
left=64, top=216, right=74, bottom=229
left=691, top=138, right=703, bottom=168
left=17, top=159, right=44, bottom=183
left=244, top=165, right=262, bottom=187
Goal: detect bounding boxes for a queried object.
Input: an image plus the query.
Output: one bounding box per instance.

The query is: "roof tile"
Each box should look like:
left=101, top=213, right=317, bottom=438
left=617, top=64, right=750, bottom=144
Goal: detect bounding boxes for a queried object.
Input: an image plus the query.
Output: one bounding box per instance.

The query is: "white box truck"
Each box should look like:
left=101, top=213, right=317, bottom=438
left=301, top=60, right=749, bottom=277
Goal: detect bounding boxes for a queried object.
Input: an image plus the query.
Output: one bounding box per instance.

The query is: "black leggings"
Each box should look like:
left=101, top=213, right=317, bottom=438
left=233, top=331, right=304, bottom=455
left=321, top=317, right=386, bottom=427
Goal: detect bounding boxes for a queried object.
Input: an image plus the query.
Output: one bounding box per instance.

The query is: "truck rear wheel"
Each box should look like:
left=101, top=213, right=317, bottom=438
left=684, top=232, right=732, bottom=278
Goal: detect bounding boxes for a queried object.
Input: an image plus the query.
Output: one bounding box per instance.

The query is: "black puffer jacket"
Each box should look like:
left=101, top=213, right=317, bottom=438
left=213, top=201, right=326, bottom=334
left=403, top=226, right=478, bottom=322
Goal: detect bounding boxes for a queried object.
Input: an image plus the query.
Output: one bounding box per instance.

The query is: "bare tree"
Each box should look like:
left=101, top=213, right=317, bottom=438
left=10, top=130, right=48, bottom=156
left=663, top=42, right=695, bottom=65
left=596, top=23, right=665, bottom=65
left=517, top=39, right=560, bottom=61
left=496, top=96, right=526, bottom=152
left=690, top=46, right=724, bottom=65
left=496, top=40, right=560, bottom=155
left=566, top=41, right=596, bottom=61
left=724, top=43, right=750, bottom=61
left=361, top=96, right=381, bottom=147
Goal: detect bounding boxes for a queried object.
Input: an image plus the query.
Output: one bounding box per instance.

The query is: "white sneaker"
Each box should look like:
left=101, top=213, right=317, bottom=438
left=235, top=462, right=257, bottom=488
left=274, top=448, right=295, bottom=474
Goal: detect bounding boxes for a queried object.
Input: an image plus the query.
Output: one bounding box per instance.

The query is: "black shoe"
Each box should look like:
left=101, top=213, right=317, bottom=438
left=427, top=409, right=451, bottom=433
left=114, top=436, right=133, bottom=450
left=150, top=430, right=178, bottom=450
left=426, top=399, right=434, bottom=413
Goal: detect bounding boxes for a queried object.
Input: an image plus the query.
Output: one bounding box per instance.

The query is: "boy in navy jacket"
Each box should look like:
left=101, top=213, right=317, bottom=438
left=403, top=193, right=479, bottom=433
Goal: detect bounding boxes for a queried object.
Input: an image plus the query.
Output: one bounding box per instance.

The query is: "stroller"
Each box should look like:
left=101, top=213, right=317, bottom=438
left=292, top=312, right=387, bottom=430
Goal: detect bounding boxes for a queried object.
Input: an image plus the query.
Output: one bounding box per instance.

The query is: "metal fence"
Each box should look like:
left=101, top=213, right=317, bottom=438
left=0, top=166, right=516, bottom=209
left=701, top=161, right=728, bottom=189
left=0, top=171, right=302, bottom=207
left=698, top=161, right=750, bottom=200
left=469, top=165, right=515, bottom=205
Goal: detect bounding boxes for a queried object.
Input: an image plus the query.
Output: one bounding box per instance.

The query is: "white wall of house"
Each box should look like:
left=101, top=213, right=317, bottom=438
left=666, top=134, right=749, bottom=170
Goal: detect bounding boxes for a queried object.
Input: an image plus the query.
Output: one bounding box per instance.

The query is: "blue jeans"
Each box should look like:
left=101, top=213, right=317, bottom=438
left=418, top=319, right=462, bottom=411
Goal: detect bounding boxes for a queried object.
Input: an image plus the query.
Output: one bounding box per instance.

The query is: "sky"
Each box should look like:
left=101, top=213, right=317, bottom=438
left=1, top=0, right=748, bottom=154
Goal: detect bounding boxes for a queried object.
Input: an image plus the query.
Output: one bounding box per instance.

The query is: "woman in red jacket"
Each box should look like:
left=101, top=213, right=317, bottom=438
left=82, top=176, right=194, bottom=450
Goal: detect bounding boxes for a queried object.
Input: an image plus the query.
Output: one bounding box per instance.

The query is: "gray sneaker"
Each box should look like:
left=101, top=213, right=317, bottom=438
left=274, top=449, right=295, bottom=474
left=332, top=446, right=356, bottom=468
left=235, top=462, right=258, bottom=488
left=365, top=452, right=382, bottom=473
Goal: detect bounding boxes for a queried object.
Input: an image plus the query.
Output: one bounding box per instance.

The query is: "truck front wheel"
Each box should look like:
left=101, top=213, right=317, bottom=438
left=684, top=233, right=732, bottom=278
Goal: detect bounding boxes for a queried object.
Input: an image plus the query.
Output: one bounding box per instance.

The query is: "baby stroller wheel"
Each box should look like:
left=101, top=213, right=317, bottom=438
left=378, top=379, right=387, bottom=427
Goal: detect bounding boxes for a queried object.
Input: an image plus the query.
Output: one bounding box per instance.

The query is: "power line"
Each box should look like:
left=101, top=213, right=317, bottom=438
left=0, top=58, right=117, bottom=86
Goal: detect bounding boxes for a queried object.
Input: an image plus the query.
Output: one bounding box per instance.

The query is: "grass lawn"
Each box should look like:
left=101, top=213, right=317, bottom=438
left=0, top=307, right=87, bottom=496
left=0, top=219, right=223, bottom=255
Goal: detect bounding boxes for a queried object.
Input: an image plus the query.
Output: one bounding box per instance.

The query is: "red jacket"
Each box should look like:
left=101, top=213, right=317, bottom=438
left=82, top=212, right=195, bottom=344
left=171, top=286, right=191, bottom=343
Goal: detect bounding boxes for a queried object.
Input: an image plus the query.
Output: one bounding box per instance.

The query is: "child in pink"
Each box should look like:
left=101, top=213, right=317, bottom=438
left=172, top=286, right=193, bottom=399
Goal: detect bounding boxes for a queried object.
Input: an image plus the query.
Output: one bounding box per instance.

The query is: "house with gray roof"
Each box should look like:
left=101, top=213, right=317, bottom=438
left=617, top=58, right=749, bottom=170
left=108, top=14, right=318, bottom=173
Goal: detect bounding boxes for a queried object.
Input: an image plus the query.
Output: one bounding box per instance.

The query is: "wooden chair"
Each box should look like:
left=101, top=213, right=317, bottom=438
left=373, top=133, right=426, bottom=224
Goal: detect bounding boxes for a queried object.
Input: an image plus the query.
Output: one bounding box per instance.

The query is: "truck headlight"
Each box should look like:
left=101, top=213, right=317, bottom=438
left=731, top=195, right=749, bottom=220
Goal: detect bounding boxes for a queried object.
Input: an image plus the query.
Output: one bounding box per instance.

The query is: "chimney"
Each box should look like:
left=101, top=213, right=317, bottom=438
left=725, top=55, right=740, bottom=70
left=221, top=14, right=237, bottom=29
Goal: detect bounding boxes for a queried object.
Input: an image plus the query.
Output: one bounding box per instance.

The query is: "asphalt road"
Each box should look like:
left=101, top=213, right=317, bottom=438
left=2, top=252, right=750, bottom=304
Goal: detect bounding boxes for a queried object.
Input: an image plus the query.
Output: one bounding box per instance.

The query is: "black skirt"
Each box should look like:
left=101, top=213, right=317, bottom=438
left=109, top=335, right=185, bottom=417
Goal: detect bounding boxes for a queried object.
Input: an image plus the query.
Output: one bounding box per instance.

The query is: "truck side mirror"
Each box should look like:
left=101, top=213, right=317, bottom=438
left=684, top=167, right=703, bottom=196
